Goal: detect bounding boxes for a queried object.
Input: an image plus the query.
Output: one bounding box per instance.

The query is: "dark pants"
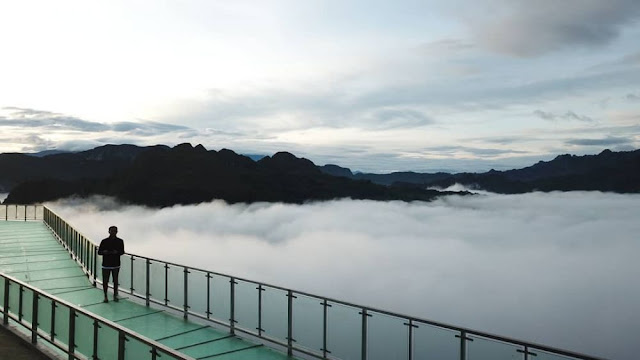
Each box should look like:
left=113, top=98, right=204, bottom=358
left=102, top=267, right=120, bottom=298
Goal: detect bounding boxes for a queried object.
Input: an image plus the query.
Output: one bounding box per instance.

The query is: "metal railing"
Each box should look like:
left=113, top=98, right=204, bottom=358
left=0, top=268, right=194, bottom=360
left=0, top=204, right=43, bottom=221
left=41, top=206, right=607, bottom=360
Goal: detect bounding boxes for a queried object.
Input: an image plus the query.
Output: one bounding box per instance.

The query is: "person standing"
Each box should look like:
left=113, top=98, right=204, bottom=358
left=98, top=226, right=125, bottom=303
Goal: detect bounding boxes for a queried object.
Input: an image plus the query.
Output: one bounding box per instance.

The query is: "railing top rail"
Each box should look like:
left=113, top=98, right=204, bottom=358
left=41, top=205, right=607, bottom=360
left=0, top=268, right=194, bottom=360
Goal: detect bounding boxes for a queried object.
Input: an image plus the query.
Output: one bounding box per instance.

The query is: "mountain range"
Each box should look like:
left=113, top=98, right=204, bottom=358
left=1, top=144, right=638, bottom=207
left=0, top=144, right=465, bottom=206
left=319, top=148, right=640, bottom=193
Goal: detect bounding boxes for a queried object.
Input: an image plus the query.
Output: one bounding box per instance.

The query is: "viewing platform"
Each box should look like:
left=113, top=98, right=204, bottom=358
left=0, top=205, right=605, bottom=360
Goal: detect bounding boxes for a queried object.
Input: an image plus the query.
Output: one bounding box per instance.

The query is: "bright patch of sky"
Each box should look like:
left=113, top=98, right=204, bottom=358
left=1, top=0, right=639, bottom=172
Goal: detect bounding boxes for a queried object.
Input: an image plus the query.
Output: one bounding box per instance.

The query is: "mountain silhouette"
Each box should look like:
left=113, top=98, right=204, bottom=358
left=320, top=148, right=640, bottom=193
left=2, top=144, right=465, bottom=206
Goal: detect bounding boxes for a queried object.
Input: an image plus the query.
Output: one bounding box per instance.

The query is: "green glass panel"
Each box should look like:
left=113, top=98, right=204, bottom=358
left=21, top=287, right=34, bottom=324
left=0, top=206, right=6, bottom=220
left=235, top=279, right=258, bottom=333
left=414, top=322, right=460, bottom=360
left=186, top=269, right=208, bottom=317
left=166, top=264, right=184, bottom=308
left=8, top=281, right=20, bottom=318
left=292, top=293, right=323, bottom=354
left=261, top=287, right=288, bottom=342
left=467, top=335, right=524, bottom=360
left=148, top=260, right=166, bottom=303
left=132, top=256, right=147, bottom=297
left=75, top=312, right=95, bottom=358
left=124, top=334, right=153, bottom=360
left=119, top=254, right=133, bottom=293
left=6, top=205, right=16, bottom=220
left=96, top=254, right=103, bottom=282
left=37, top=296, right=53, bottom=335
left=0, top=278, right=5, bottom=312
left=368, top=312, right=409, bottom=360
left=97, top=324, right=120, bottom=360
left=54, top=302, right=71, bottom=346
left=327, top=302, right=362, bottom=360
left=210, top=274, right=230, bottom=324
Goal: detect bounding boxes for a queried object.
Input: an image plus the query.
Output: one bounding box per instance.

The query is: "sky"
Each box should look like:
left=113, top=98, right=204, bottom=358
left=1, top=0, right=639, bottom=172
left=47, top=191, right=640, bottom=360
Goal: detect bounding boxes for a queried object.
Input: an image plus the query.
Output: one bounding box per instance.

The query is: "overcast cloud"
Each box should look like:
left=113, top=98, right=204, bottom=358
left=463, top=0, right=640, bottom=56
left=0, top=1, right=638, bottom=172
left=48, top=192, right=640, bottom=360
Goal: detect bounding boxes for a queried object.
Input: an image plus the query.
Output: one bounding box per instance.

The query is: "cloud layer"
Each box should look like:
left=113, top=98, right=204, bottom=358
left=48, top=192, right=640, bottom=359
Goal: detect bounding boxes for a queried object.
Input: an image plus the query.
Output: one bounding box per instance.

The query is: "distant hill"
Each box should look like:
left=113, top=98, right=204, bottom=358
left=2, top=144, right=466, bottom=206
left=319, top=148, right=640, bottom=193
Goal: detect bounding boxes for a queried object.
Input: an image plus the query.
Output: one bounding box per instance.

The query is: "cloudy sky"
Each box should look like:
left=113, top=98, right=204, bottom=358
left=1, top=0, right=639, bottom=172
left=47, top=192, right=640, bottom=360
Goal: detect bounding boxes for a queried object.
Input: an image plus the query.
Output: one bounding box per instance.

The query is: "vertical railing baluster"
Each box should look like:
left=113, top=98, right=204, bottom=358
left=183, top=266, right=189, bottom=319
left=3, top=278, right=9, bottom=325
left=146, top=259, right=151, bottom=307
left=93, top=320, right=100, bottom=360
left=164, top=263, right=169, bottom=306
left=230, top=277, right=236, bottom=334
left=456, top=330, right=473, bottom=360
left=118, top=330, right=126, bottom=360
left=68, top=308, right=76, bottom=360
left=206, top=273, right=212, bottom=319
left=257, top=284, right=265, bottom=336
left=321, top=299, right=332, bottom=358
left=404, top=319, right=418, bottom=360
left=51, top=301, right=56, bottom=342
left=18, top=285, right=23, bottom=321
left=360, top=308, right=371, bottom=360
left=31, top=293, right=38, bottom=344
left=287, top=290, right=297, bottom=357
left=130, top=256, right=135, bottom=294
left=93, top=247, right=98, bottom=287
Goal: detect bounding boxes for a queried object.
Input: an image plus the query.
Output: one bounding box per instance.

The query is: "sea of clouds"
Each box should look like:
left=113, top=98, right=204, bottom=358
left=46, top=191, right=639, bottom=360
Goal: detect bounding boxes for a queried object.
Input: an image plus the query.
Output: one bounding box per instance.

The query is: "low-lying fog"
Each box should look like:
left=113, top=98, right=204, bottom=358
left=47, top=192, right=639, bottom=360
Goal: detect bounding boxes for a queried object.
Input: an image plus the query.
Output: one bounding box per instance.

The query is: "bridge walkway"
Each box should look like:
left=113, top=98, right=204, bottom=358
left=0, top=220, right=291, bottom=360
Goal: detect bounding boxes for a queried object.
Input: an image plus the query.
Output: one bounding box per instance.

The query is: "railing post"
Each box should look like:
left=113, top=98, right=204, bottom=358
left=257, top=284, right=265, bottom=336
left=287, top=290, right=297, bottom=357
left=51, top=301, right=56, bottom=342
left=130, top=256, right=135, bottom=294
left=93, top=320, right=100, bottom=360
left=146, top=259, right=151, bottom=307
left=118, top=330, right=126, bottom=360
left=206, top=273, right=212, bottom=319
left=18, top=285, right=23, bottom=321
left=456, top=330, right=473, bottom=360
left=360, top=308, right=371, bottom=360
left=229, top=277, right=236, bottom=334
left=31, top=293, right=39, bottom=344
left=183, top=266, right=189, bottom=319
left=93, top=247, right=98, bottom=287
left=404, top=319, right=418, bottom=360
left=164, top=264, right=169, bottom=306
left=321, top=299, right=332, bottom=358
left=3, top=278, right=9, bottom=325
left=68, top=308, right=76, bottom=360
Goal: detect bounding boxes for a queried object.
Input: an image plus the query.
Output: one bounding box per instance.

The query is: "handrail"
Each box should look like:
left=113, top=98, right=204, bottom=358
left=0, top=270, right=195, bottom=360
left=41, top=205, right=608, bottom=360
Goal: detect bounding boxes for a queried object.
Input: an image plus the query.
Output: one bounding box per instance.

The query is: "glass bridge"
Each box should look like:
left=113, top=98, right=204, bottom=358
left=0, top=205, right=605, bottom=360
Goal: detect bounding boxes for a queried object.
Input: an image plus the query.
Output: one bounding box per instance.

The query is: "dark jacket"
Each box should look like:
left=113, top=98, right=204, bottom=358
left=98, top=236, right=125, bottom=267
